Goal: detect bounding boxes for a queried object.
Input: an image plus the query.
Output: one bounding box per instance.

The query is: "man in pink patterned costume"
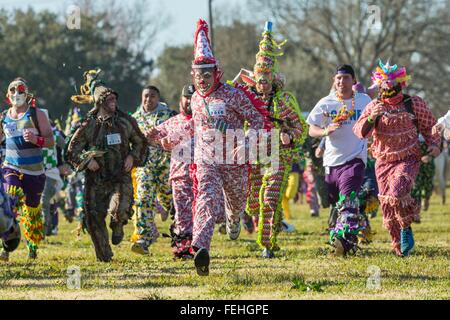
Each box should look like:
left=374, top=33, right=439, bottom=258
left=354, top=60, right=441, bottom=257
left=146, top=85, right=197, bottom=260
left=188, top=19, right=264, bottom=275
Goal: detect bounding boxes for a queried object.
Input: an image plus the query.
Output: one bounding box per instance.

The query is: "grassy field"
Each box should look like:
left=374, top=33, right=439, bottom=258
left=0, top=188, right=449, bottom=300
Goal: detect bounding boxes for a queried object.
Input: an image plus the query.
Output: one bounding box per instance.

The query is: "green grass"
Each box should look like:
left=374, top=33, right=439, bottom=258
left=0, top=188, right=449, bottom=300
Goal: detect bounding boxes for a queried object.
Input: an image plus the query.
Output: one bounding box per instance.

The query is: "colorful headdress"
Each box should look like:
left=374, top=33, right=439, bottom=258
left=71, top=69, right=104, bottom=104
left=192, top=19, right=217, bottom=69
left=234, top=22, right=287, bottom=89
left=71, top=69, right=117, bottom=114
left=253, top=21, right=286, bottom=82
left=371, top=59, right=410, bottom=89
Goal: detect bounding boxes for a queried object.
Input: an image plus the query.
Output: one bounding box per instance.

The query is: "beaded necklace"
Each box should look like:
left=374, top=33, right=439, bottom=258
left=334, top=91, right=355, bottom=123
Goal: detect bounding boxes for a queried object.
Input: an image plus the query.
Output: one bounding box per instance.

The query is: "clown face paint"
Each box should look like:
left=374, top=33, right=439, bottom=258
left=8, top=81, right=28, bottom=107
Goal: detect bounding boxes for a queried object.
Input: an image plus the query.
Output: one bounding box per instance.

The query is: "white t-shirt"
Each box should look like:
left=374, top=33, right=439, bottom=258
left=307, top=92, right=371, bottom=168
left=438, top=110, right=450, bottom=129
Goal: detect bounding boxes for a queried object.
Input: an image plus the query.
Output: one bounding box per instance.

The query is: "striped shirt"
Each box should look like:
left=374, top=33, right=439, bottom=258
left=2, top=107, right=44, bottom=175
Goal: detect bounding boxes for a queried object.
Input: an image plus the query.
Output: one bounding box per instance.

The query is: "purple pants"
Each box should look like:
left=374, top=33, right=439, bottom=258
left=2, top=167, right=46, bottom=207
left=325, top=158, right=365, bottom=207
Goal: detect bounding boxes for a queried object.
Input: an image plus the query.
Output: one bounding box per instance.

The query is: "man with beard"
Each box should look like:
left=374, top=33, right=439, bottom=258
left=67, top=78, right=148, bottom=262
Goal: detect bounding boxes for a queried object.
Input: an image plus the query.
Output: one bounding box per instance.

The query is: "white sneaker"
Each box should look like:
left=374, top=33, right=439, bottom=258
left=281, top=220, right=295, bottom=233
left=226, top=217, right=241, bottom=240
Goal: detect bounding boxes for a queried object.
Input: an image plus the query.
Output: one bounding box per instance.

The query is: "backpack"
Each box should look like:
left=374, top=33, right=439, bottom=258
left=375, top=94, right=418, bottom=132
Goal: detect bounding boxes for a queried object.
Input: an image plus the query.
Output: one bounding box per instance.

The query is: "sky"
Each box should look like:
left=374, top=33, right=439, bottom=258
left=0, top=0, right=249, bottom=57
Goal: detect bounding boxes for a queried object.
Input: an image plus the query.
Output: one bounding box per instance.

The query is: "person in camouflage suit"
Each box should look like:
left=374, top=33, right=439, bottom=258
left=66, top=83, right=148, bottom=262
left=130, top=85, right=177, bottom=255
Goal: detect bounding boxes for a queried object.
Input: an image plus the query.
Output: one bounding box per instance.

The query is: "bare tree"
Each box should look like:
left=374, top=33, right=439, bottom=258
left=250, top=0, right=450, bottom=114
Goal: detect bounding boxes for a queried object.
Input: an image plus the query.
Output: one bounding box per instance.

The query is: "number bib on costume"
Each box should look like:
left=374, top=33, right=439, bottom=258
left=4, top=122, right=17, bottom=136
left=208, top=102, right=226, bottom=117
left=107, top=133, right=121, bottom=145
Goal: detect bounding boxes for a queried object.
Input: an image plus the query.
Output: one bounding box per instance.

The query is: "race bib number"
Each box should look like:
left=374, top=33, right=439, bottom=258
left=208, top=102, right=226, bottom=117
left=4, top=122, right=17, bottom=136
left=107, top=133, right=121, bottom=145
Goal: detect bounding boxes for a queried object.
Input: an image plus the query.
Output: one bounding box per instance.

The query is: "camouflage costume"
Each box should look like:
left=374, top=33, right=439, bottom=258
left=66, top=86, right=148, bottom=262
left=411, top=139, right=435, bottom=210
left=131, top=102, right=177, bottom=248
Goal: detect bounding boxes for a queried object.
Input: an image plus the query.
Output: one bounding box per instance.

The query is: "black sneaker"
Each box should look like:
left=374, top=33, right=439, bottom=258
left=194, top=248, right=210, bottom=276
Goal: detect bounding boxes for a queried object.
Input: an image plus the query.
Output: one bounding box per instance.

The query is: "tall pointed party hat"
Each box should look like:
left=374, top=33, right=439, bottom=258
left=192, top=19, right=217, bottom=69
left=253, top=21, right=287, bottom=81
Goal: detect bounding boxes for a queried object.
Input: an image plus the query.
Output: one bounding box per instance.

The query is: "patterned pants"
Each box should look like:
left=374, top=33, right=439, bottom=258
left=1, top=167, right=45, bottom=252
left=376, top=157, right=420, bottom=250
left=133, top=164, right=172, bottom=246
left=303, top=167, right=320, bottom=214
left=247, top=163, right=291, bottom=250
left=192, top=164, right=247, bottom=250
left=172, top=175, right=194, bottom=237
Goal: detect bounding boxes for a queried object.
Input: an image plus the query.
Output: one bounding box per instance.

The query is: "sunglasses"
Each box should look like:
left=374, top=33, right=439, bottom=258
left=193, top=71, right=213, bottom=80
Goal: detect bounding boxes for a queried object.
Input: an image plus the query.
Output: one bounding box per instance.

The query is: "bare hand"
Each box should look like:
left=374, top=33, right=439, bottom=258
left=87, top=159, right=100, bottom=172
left=123, top=155, right=134, bottom=172
left=370, top=103, right=384, bottom=119
left=421, top=155, right=431, bottom=163
left=315, top=147, right=325, bottom=158
left=58, top=165, right=72, bottom=176
left=427, top=145, right=441, bottom=158
left=432, top=123, right=444, bottom=136
left=161, top=137, right=174, bottom=151
left=280, top=132, right=291, bottom=145
left=326, top=122, right=341, bottom=136
left=23, top=129, right=38, bottom=145
left=145, top=127, right=159, bottom=143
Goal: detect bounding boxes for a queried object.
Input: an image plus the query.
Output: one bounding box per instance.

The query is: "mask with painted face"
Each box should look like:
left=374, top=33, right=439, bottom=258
left=8, top=81, right=28, bottom=107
